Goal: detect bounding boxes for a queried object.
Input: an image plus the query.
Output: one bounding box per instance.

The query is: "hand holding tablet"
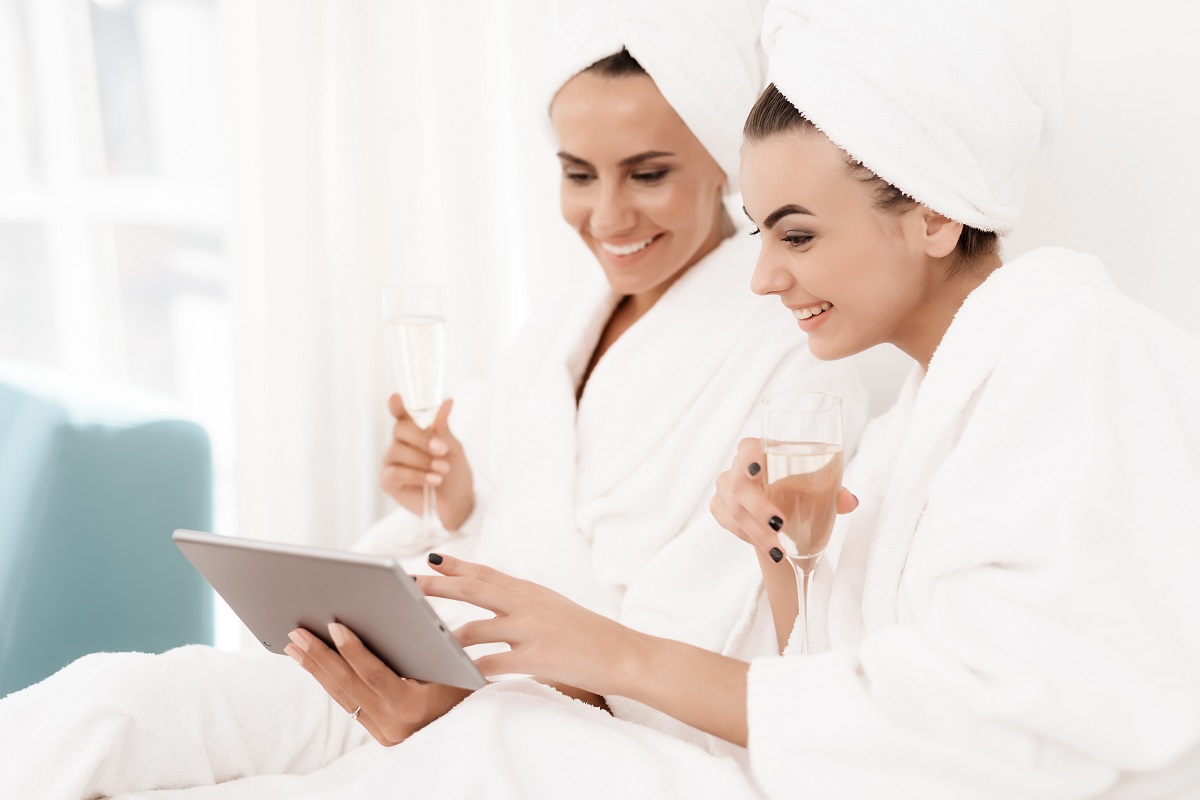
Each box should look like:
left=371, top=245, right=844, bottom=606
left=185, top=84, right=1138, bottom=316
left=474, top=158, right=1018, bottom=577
left=173, top=529, right=486, bottom=691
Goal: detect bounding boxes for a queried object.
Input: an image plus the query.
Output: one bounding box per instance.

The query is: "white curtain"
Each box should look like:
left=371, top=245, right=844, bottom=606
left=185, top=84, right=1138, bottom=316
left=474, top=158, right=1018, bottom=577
left=218, top=0, right=591, bottom=549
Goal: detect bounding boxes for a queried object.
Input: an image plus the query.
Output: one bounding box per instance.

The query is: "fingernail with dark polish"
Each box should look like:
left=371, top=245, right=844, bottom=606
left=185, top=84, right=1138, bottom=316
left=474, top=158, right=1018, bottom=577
left=748, top=462, right=761, bottom=476
left=428, top=552, right=443, bottom=565
left=768, top=516, right=783, bottom=532
left=769, top=547, right=783, bottom=563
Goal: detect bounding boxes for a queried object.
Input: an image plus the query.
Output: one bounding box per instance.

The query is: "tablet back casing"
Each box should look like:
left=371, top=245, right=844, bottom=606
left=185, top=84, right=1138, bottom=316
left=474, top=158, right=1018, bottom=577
left=173, top=530, right=486, bottom=690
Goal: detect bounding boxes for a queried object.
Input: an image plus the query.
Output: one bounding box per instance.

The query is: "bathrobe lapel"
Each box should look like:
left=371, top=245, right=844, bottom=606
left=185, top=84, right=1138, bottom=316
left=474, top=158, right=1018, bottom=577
left=855, top=247, right=1118, bottom=630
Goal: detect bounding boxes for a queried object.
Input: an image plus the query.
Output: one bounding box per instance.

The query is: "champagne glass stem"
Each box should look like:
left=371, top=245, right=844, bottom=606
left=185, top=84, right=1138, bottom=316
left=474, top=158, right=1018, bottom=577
left=789, top=555, right=819, bottom=655
left=422, top=483, right=440, bottom=538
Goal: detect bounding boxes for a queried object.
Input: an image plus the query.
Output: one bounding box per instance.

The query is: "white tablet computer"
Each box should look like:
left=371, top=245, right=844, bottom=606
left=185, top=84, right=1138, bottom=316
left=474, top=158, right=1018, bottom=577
left=173, top=529, right=486, bottom=691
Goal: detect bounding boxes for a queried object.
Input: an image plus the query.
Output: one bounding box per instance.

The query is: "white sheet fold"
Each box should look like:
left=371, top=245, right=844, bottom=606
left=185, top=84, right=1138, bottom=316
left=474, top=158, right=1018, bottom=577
left=123, top=681, right=764, bottom=800
left=0, top=646, right=374, bottom=800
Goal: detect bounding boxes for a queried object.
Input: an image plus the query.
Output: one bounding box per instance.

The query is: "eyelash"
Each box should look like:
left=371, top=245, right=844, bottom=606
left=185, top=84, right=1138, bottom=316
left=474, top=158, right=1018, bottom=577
left=562, top=169, right=670, bottom=185
left=632, top=170, right=668, bottom=183
left=748, top=229, right=814, bottom=248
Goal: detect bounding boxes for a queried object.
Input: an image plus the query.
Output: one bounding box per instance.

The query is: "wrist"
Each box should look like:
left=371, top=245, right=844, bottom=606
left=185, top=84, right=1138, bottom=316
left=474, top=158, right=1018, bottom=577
left=441, top=492, right=476, bottom=531
left=602, top=623, right=658, bottom=700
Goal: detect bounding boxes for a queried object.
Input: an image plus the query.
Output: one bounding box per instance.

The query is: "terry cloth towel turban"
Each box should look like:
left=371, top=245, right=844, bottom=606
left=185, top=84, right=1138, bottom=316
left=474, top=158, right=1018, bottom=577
left=547, top=0, right=768, bottom=194
left=761, top=0, right=1070, bottom=234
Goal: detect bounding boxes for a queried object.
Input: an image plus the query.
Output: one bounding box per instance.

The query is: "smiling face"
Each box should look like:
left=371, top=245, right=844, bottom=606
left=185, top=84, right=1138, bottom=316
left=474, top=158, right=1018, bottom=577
left=741, top=128, right=985, bottom=368
left=550, top=71, right=728, bottom=307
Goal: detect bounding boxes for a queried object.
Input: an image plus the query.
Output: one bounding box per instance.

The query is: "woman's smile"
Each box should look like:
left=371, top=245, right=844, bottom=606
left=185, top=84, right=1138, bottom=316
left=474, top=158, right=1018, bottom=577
left=788, top=301, right=834, bottom=332
left=790, top=301, right=831, bottom=320
left=594, top=232, right=667, bottom=266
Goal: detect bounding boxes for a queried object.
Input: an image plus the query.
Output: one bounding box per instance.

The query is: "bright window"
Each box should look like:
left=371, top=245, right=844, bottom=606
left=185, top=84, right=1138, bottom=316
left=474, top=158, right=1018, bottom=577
left=0, top=0, right=238, bottom=649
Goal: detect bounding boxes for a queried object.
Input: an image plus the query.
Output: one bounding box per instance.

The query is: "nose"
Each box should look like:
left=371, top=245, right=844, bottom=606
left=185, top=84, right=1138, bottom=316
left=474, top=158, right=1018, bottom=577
left=589, top=181, right=637, bottom=237
left=750, top=244, right=793, bottom=297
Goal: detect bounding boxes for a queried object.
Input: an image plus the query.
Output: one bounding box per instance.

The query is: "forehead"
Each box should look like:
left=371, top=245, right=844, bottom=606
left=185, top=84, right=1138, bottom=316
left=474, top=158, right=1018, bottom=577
left=740, top=131, right=867, bottom=219
left=550, top=72, right=699, bottom=156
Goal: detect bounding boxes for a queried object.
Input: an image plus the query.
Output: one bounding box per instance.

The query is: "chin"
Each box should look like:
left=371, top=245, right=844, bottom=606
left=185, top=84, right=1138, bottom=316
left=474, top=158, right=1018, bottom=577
left=604, top=265, right=679, bottom=296
left=807, top=336, right=861, bottom=362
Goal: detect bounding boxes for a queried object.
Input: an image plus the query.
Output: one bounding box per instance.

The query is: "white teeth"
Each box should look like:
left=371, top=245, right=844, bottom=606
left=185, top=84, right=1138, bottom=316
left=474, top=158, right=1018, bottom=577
left=794, top=302, right=832, bottom=320
left=600, top=236, right=657, bottom=256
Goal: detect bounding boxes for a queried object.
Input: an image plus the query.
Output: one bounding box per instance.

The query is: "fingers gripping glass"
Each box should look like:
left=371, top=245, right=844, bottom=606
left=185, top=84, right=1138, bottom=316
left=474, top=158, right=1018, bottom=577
left=760, top=390, right=844, bottom=655
left=382, top=285, right=451, bottom=553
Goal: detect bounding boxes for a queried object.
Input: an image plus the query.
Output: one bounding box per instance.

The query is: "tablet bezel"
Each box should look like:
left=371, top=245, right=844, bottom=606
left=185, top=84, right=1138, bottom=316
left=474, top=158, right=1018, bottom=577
left=173, top=529, right=486, bottom=691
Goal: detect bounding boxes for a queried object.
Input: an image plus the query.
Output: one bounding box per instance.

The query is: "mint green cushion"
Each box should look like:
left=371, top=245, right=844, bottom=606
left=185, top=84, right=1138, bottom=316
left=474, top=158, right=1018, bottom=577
left=0, top=360, right=214, bottom=697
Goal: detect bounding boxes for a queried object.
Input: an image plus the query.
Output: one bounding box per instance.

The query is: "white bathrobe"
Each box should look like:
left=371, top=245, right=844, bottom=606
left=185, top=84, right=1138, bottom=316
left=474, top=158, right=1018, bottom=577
left=745, top=246, right=1200, bottom=799
left=0, top=227, right=867, bottom=800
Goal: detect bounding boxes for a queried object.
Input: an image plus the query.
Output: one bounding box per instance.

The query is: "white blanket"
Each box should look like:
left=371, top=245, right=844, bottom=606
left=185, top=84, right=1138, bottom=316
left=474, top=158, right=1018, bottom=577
left=745, top=247, right=1200, bottom=799
left=125, top=680, right=764, bottom=800
left=0, top=646, right=375, bottom=800
left=0, top=647, right=768, bottom=800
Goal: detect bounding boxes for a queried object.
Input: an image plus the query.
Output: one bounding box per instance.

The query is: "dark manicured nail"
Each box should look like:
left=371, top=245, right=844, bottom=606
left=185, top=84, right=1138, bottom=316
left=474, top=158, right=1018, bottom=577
left=769, top=547, right=783, bottom=563
left=747, top=462, right=761, bottom=476
left=768, top=516, right=783, bottom=532
left=427, top=553, right=443, bottom=565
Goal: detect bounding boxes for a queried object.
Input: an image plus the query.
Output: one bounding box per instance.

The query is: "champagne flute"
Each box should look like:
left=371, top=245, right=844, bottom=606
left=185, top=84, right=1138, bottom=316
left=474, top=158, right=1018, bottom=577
left=382, top=285, right=450, bottom=553
left=761, top=390, right=844, bottom=655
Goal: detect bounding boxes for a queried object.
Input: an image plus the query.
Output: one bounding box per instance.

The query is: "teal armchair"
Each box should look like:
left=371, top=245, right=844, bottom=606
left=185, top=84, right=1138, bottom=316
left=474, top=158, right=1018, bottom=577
left=0, top=360, right=215, bottom=697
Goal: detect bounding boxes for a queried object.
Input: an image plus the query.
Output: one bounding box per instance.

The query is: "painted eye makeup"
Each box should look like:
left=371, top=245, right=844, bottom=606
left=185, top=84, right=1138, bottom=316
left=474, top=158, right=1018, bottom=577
left=563, top=169, right=594, bottom=184
left=631, top=169, right=669, bottom=183
left=783, top=229, right=814, bottom=247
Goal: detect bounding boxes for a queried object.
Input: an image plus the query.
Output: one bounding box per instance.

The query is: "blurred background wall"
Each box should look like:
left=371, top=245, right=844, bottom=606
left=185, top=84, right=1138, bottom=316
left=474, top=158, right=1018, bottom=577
left=1, top=0, right=1197, bottom=648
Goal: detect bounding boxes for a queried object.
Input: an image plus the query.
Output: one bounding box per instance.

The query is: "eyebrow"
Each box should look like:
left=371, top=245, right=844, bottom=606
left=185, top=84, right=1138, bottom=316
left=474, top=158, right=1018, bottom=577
left=556, top=150, right=676, bottom=169
left=743, top=203, right=816, bottom=230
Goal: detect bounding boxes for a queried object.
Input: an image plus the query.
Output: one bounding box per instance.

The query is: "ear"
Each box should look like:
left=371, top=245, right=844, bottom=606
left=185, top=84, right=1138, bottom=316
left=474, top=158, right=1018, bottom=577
left=919, top=209, right=962, bottom=259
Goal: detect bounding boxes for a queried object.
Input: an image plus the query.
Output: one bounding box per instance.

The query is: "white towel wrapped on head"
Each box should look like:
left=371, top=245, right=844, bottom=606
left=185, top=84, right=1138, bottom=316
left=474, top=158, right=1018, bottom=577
left=547, top=0, right=768, bottom=192
left=761, top=0, right=1070, bottom=233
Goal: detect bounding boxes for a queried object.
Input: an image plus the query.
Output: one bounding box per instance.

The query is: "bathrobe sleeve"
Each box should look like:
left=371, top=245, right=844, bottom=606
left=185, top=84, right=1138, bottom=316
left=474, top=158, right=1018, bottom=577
left=746, top=287, right=1200, bottom=799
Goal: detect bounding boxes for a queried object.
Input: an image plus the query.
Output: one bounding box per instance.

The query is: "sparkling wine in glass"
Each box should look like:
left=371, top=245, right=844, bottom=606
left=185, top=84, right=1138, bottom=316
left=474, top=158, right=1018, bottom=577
left=382, top=285, right=450, bottom=552
left=761, top=390, right=844, bottom=655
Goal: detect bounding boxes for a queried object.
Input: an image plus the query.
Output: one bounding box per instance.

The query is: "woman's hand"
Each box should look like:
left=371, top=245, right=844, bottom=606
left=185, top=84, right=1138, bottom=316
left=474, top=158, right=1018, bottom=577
left=417, top=554, right=639, bottom=697
left=710, top=437, right=858, bottom=558
left=422, top=554, right=755, bottom=747
left=284, top=624, right=471, bottom=747
left=381, top=393, right=474, bottom=530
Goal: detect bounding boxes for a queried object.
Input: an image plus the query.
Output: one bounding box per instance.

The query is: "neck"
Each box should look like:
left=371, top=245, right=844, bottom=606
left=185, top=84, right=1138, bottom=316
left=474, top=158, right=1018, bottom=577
left=899, top=253, right=1002, bottom=371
